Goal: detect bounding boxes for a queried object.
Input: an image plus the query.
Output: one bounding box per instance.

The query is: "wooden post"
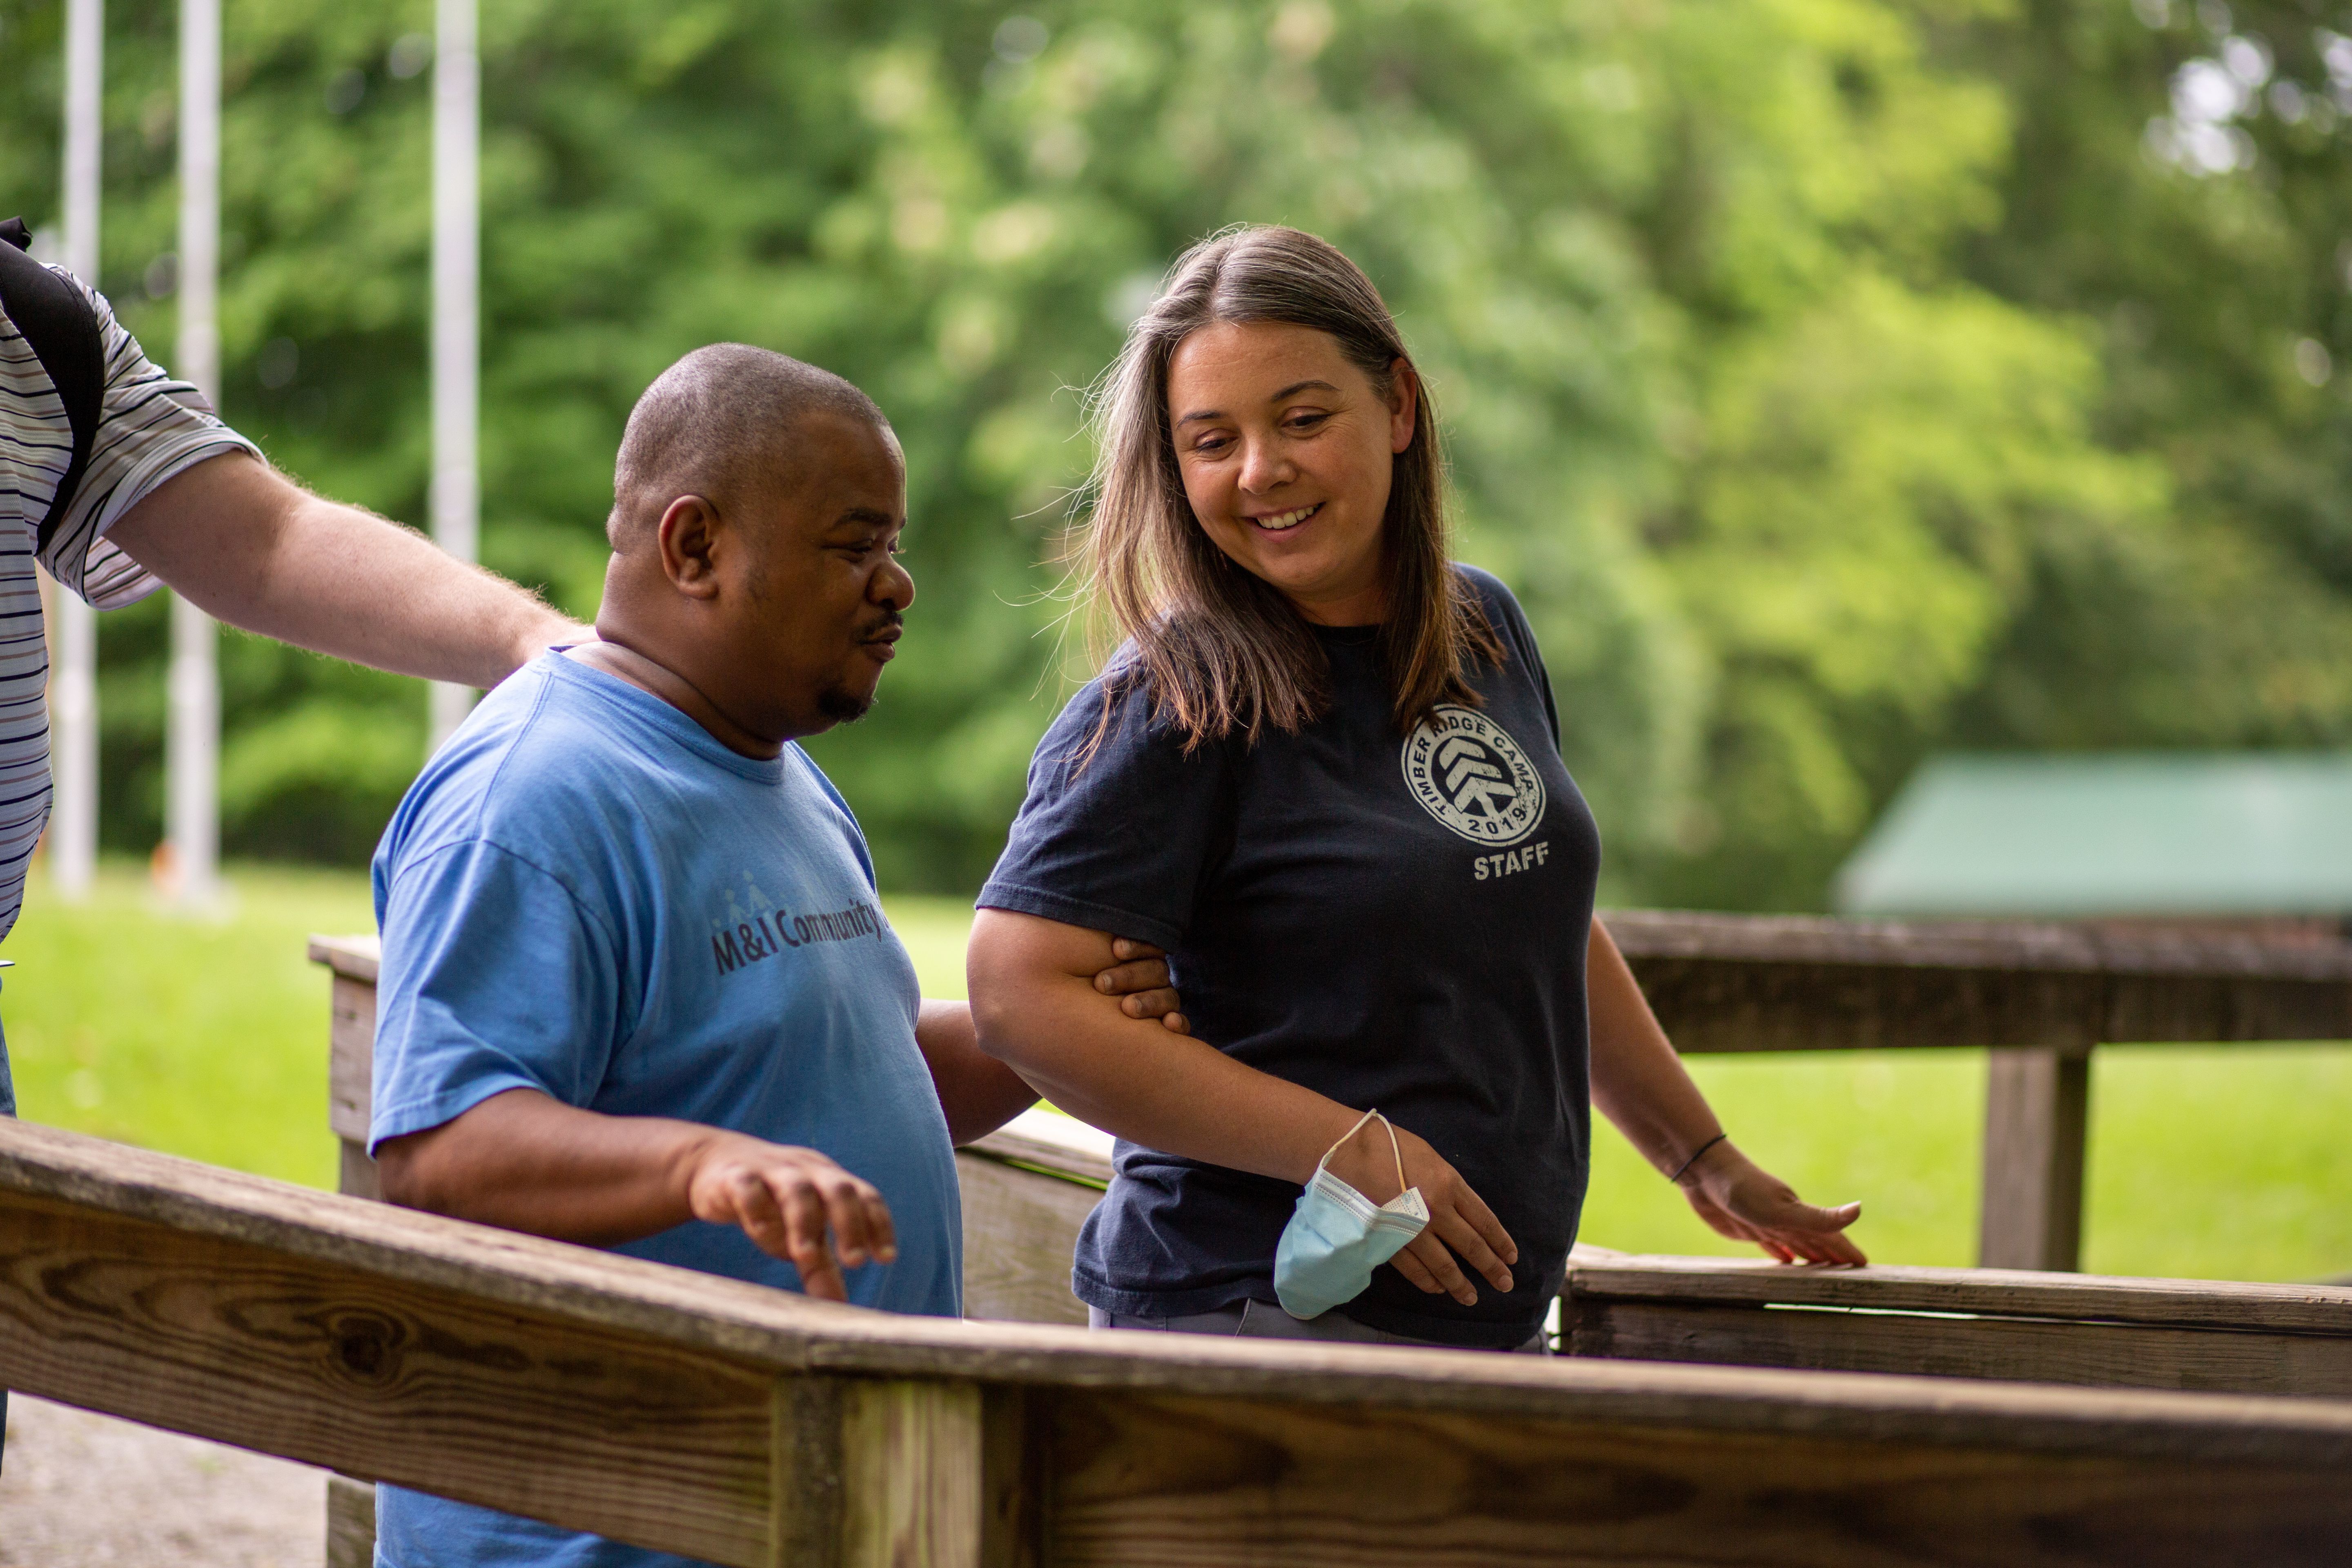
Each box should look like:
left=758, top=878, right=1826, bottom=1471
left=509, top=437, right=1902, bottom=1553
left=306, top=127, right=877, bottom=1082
left=1978, top=1045, right=2091, bottom=1272
left=321, top=944, right=379, bottom=1562
left=323, top=1475, right=376, bottom=1568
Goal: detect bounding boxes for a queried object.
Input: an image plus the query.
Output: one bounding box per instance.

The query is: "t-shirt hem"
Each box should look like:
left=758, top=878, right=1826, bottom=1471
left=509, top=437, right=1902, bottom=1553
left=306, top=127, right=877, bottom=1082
left=1071, top=1269, right=1273, bottom=1319
left=1336, top=1298, right=1549, bottom=1350
left=975, top=880, right=1185, bottom=952
left=1074, top=1268, right=1548, bottom=1349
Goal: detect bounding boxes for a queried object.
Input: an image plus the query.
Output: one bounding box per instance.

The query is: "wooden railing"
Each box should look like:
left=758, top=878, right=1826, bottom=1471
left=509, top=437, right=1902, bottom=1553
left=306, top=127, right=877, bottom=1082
left=320, top=913, right=2352, bottom=1278
left=285, top=918, right=2352, bottom=1564
left=1605, top=911, right=2352, bottom=1271
left=0, top=915, right=2346, bottom=1565
left=6, top=1116, right=2352, bottom=1566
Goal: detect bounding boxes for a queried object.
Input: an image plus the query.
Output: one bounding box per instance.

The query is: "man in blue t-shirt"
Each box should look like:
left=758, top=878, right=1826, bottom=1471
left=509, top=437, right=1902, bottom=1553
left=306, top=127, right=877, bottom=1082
left=367, top=345, right=1183, bottom=1568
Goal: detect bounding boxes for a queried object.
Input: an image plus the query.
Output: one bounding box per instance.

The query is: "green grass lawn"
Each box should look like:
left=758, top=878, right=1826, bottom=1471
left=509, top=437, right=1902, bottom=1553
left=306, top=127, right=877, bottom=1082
left=9, top=867, right=2350, bottom=1282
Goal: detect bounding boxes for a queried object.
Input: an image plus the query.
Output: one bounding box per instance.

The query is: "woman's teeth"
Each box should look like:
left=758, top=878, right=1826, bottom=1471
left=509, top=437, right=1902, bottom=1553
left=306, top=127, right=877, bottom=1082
left=1254, top=504, right=1321, bottom=532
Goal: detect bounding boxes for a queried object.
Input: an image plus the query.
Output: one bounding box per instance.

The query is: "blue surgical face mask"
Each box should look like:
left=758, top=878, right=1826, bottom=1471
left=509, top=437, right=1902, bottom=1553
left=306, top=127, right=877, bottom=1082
left=1274, top=1108, right=1430, bottom=1321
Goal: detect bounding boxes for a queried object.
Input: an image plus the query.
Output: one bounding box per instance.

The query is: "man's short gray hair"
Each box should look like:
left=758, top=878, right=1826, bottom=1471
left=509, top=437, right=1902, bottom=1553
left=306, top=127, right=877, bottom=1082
left=608, top=344, right=889, bottom=550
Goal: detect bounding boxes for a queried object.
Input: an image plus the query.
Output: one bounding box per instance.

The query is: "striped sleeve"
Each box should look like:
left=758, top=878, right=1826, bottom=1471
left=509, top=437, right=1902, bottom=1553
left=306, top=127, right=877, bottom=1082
left=35, top=269, right=264, bottom=610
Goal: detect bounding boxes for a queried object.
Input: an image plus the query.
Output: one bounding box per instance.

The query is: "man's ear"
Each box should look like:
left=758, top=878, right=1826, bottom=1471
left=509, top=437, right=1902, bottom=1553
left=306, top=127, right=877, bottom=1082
left=654, top=495, right=725, bottom=599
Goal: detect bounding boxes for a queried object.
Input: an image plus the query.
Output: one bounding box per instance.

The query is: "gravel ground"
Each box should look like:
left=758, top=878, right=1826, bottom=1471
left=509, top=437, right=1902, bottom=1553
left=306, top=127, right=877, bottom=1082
left=0, top=1395, right=326, bottom=1568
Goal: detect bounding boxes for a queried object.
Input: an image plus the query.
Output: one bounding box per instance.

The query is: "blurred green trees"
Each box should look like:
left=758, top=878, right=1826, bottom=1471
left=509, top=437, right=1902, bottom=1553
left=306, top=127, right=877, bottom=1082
left=2, top=0, right=2348, bottom=906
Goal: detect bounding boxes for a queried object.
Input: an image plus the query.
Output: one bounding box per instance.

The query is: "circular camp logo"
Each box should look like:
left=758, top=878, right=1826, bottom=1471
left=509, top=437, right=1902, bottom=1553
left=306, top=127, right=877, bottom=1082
left=1400, top=706, right=1545, bottom=846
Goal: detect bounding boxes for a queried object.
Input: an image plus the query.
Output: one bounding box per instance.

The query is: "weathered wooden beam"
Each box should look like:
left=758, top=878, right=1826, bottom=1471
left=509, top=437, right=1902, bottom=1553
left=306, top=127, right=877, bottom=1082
left=1979, top=1046, right=2092, bottom=1270
left=1563, top=1250, right=2352, bottom=1396
left=1603, top=909, right=2352, bottom=1052
left=1040, top=1386, right=2352, bottom=1567
left=1564, top=1250, right=2352, bottom=1334
left=0, top=1186, right=780, bottom=1563
left=1565, top=1298, right=2352, bottom=1397
left=327, top=917, right=2352, bottom=1064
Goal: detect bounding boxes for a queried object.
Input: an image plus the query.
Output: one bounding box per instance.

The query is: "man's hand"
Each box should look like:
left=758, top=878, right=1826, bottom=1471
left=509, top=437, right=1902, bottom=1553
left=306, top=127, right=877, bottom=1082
left=1094, top=937, right=1189, bottom=1034
left=681, top=1129, right=898, bottom=1301
left=1677, top=1140, right=1866, bottom=1265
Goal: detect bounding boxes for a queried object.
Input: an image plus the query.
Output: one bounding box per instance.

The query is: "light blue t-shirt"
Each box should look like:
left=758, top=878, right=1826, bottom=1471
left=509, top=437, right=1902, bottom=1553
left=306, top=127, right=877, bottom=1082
left=367, top=652, right=961, bottom=1568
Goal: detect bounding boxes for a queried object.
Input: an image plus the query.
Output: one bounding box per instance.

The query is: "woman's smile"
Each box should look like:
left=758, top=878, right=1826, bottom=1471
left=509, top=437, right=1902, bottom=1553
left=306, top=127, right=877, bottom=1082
left=1248, top=501, right=1323, bottom=532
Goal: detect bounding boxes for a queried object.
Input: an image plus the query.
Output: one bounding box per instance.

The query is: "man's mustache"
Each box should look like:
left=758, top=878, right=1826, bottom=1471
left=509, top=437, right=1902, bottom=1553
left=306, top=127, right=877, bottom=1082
left=857, top=610, right=906, bottom=641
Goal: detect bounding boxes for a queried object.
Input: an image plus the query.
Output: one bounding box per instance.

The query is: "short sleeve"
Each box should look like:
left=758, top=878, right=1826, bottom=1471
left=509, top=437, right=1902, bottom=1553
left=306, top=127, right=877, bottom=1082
left=40, top=271, right=263, bottom=609
left=1461, top=564, right=1561, bottom=751
left=976, top=672, right=1233, bottom=951
left=369, top=838, right=626, bottom=1152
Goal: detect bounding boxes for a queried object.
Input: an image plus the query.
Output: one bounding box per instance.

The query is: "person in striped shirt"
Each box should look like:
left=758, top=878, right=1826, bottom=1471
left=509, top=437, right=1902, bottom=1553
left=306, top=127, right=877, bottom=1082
left=1, top=249, right=583, bottom=1461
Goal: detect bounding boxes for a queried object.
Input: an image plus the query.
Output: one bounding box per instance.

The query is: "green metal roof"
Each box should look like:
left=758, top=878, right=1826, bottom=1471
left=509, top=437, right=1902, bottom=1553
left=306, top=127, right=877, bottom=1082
left=1834, top=753, right=2352, bottom=918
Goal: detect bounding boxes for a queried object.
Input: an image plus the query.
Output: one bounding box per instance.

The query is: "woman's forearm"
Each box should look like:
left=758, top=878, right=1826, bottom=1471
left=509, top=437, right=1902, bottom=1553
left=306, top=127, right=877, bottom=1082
left=967, top=909, right=1366, bottom=1185
left=1586, top=918, right=1726, bottom=1177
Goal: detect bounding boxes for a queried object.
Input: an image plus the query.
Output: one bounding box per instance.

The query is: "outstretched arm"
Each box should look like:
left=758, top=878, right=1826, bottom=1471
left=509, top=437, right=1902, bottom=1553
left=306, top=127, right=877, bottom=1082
left=376, top=1087, right=896, bottom=1301
left=1587, top=917, right=1867, bottom=1265
left=107, top=451, right=585, bottom=687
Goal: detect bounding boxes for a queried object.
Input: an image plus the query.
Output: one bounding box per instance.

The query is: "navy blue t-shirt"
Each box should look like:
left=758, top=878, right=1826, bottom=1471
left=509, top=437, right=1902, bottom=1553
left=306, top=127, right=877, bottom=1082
left=978, top=566, right=1600, bottom=1348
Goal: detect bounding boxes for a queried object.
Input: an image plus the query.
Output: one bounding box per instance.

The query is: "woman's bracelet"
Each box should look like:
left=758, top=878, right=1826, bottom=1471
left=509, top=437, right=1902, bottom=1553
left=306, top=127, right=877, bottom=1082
left=1668, top=1131, right=1728, bottom=1185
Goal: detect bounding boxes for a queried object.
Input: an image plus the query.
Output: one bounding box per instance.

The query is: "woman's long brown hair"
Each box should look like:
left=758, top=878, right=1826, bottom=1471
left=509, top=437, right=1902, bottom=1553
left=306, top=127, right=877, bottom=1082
left=1071, top=225, right=1502, bottom=751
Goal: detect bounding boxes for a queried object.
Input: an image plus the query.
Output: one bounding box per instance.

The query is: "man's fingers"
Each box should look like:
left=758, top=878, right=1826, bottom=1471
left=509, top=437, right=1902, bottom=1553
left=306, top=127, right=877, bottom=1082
left=800, top=1249, right=848, bottom=1301
left=820, top=1176, right=874, bottom=1268
left=729, top=1167, right=791, bottom=1256
left=847, top=1177, right=897, bottom=1265
left=1094, top=958, right=1173, bottom=995
left=777, top=1179, right=845, bottom=1298
left=1158, top=1011, right=1190, bottom=1036
left=1107, top=938, right=1167, bottom=964
left=1118, top=987, right=1184, bottom=1019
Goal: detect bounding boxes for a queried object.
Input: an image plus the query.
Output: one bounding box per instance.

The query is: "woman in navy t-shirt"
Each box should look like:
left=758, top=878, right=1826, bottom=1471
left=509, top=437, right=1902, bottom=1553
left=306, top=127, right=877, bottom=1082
left=969, top=226, right=1864, bottom=1353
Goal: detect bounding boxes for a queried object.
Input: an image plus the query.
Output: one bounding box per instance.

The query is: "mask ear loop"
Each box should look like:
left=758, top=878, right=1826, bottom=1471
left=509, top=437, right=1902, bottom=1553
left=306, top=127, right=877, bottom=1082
left=1316, top=1107, right=1383, bottom=1177
left=1315, top=1108, right=1411, bottom=1201
left=1378, top=1111, right=1408, bottom=1197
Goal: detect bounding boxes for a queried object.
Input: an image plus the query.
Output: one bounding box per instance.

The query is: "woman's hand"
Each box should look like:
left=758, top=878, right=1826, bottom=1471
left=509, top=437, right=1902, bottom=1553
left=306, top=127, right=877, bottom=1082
left=1324, top=1118, right=1519, bottom=1305
left=1677, top=1140, right=1865, bottom=1266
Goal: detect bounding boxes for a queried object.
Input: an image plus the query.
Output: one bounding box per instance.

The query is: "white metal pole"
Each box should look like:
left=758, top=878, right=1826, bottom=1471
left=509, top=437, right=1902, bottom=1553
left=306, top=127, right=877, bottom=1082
left=427, top=0, right=480, bottom=753
left=49, top=0, right=103, bottom=902
left=167, top=0, right=220, bottom=906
